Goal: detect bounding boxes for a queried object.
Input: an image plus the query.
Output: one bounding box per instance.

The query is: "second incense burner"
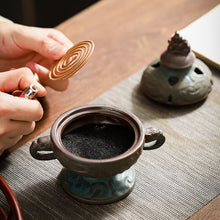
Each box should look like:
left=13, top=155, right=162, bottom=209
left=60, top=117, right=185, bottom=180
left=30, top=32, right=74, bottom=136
left=140, top=32, right=213, bottom=105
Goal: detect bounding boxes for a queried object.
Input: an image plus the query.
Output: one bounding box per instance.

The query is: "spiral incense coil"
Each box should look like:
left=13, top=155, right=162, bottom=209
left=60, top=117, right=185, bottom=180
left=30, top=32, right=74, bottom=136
left=49, top=40, right=95, bottom=80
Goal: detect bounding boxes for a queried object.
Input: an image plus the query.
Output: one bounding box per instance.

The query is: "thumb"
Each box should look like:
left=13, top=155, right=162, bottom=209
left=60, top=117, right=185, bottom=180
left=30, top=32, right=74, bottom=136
left=14, top=26, right=67, bottom=60
left=0, top=67, right=46, bottom=97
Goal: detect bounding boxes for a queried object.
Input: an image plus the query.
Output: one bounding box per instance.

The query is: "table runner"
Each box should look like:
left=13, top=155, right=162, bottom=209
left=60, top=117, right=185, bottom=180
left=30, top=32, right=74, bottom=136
left=1, top=67, right=220, bottom=220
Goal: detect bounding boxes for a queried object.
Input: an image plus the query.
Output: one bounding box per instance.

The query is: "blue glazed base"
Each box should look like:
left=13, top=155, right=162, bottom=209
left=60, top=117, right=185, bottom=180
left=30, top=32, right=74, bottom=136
left=59, top=167, right=135, bottom=204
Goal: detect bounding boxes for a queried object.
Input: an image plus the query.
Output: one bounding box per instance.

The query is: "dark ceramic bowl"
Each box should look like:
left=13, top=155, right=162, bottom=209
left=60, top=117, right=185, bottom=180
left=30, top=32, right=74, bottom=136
left=30, top=105, right=165, bottom=178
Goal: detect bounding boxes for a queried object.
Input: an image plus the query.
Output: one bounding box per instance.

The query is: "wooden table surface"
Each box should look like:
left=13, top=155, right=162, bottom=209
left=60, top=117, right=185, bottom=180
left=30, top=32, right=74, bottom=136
left=12, top=0, right=220, bottom=218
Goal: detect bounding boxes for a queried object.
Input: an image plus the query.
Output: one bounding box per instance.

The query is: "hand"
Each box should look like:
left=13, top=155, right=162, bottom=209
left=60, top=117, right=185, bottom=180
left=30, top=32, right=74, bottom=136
left=0, top=68, right=46, bottom=155
left=0, top=22, right=73, bottom=91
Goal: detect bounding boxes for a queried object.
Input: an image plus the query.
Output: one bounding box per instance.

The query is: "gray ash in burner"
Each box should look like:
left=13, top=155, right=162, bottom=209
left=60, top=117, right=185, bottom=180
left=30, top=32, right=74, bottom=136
left=62, top=123, right=134, bottom=159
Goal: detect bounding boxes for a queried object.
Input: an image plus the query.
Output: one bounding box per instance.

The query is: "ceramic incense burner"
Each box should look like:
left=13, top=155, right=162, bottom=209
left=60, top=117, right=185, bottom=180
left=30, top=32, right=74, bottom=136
left=140, top=32, right=213, bottom=105
left=30, top=105, right=165, bottom=204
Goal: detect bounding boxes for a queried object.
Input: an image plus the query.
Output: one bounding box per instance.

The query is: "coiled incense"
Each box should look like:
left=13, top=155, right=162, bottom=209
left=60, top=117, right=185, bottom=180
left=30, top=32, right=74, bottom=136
left=49, top=40, right=95, bottom=80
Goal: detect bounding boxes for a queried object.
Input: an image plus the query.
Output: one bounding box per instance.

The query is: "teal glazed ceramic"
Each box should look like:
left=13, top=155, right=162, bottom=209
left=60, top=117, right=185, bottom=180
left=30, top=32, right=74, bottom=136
left=140, top=32, right=213, bottom=105
left=59, top=167, right=135, bottom=204
left=30, top=104, right=165, bottom=204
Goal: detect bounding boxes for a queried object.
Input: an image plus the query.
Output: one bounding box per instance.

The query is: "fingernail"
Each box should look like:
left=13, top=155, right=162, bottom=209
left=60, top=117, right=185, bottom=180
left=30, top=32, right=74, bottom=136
left=35, top=81, right=47, bottom=97
left=50, top=44, right=62, bottom=53
left=49, top=44, right=59, bottom=52
left=49, top=44, right=66, bottom=59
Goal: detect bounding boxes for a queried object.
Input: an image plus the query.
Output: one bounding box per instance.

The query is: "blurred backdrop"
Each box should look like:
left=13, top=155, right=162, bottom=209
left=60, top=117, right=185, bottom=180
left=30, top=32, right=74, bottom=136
left=0, top=0, right=99, bottom=27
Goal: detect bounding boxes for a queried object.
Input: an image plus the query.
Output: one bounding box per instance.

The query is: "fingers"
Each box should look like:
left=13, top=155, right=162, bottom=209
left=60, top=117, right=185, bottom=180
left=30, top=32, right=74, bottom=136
left=0, top=92, right=43, bottom=153
left=0, top=135, right=22, bottom=155
left=0, top=67, right=46, bottom=97
left=47, top=28, right=73, bottom=49
left=11, top=98, right=43, bottom=121
left=14, top=25, right=73, bottom=60
left=0, top=92, right=44, bottom=122
left=26, top=62, right=69, bottom=91
left=1, top=120, right=35, bottom=137
left=0, top=120, right=35, bottom=154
